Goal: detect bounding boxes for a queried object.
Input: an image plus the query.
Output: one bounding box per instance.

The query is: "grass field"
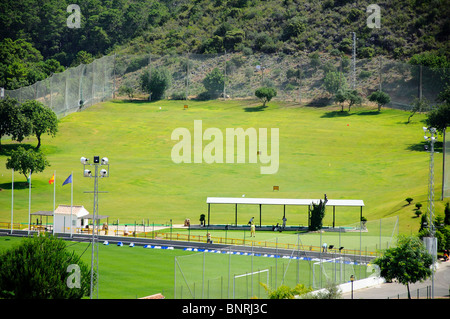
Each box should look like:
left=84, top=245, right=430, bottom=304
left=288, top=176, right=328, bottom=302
left=0, top=99, right=443, bottom=235
left=156, top=218, right=399, bottom=255
left=0, top=235, right=188, bottom=299
left=0, top=235, right=368, bottom=299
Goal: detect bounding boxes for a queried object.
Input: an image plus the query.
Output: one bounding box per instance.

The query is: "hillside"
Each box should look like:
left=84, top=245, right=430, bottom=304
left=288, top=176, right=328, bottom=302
left=0, top=100, right=438, bottom=234
left=1, top=0, right=449, bottom=91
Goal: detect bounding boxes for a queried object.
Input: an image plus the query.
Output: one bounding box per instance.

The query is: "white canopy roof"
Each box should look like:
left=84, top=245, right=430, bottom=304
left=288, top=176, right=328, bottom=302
left=206, top=197, right=364, bottom=207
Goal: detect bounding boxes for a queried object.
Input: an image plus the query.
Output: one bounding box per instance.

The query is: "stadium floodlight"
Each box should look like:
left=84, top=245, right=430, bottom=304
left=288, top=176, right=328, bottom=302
left=81, top=155, right=110, bottom=300
left=423, top=127, right=428, bottom=133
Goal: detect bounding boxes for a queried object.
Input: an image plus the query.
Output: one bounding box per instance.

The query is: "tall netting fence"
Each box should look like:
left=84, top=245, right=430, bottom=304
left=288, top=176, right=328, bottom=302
left=3, top=55, right=115, bottom=118
left=3, top=53, right=448, bottom=117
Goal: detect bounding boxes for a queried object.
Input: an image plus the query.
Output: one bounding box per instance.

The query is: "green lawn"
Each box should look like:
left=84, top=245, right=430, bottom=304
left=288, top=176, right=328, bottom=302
left=0, top=99, right=441, bottom=235
left=0, top=236, right=192, bottom=299
left=156, top=224, right=397, bottom=255
left=0, top=235, right=368, bottom=299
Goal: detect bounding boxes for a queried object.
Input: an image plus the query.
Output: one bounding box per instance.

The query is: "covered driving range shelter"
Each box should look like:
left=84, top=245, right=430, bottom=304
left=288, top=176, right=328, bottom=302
left=206, top=197, right=365, bottom=228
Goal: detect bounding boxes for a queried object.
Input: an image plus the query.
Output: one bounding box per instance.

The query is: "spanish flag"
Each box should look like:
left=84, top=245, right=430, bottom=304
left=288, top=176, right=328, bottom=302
left=49, top=174, right=55, bottom=185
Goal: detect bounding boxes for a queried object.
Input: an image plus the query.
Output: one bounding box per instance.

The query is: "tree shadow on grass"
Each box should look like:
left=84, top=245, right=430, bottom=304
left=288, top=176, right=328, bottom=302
left=320, top=110, right=353, bottom=118
left=243, top=105, right=268, bottom=112
left=0, top=181, right=29, bottom=190
left=406, top=141, right=442, bottom=153
left=356, top=110, right=381, bottom=116
left=0, top=143, right=35, bottom=156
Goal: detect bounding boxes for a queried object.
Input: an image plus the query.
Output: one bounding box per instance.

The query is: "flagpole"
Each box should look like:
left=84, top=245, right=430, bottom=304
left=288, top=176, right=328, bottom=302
left=28, top=171, right=31, bottom=236
left=11, top=168, right=14, bottom=234
left=70, top=171, right=73, bottom=238
left=53, top=170, right=56, bottom=235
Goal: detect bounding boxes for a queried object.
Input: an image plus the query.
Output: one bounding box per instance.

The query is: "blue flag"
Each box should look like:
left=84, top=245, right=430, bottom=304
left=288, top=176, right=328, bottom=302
left=62, top=174, right=72, bottom=186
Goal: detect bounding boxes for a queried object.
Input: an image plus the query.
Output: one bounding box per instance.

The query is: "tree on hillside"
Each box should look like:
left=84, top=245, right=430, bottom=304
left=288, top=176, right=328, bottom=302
left=140, top=67, right=172, bottom=101
left=203, top=68, right=225, bottom=98
left=334, top=89, right=347, bottom=112
left=368, top=90, right=391, bottom=111
left=5, top=146, right=49, bottom=183
left=21, top=100, right=58, bottom=149
left=373, top=235, right=433, bottom=299
left=0, top=97, right=32, bottom=150
left=0, top=234, right=90, bottom=299
left=255, top=87, right=277, bottom=107
left=324, top=71, right=347, bottom=95
left=346, top=90, right=363, bottom=112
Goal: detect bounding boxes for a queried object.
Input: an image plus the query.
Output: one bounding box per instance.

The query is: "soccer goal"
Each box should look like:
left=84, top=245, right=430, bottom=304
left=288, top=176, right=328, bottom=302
left=312, top=257, right=356, bottom=289
left=233, top=269, right=269, bottom=299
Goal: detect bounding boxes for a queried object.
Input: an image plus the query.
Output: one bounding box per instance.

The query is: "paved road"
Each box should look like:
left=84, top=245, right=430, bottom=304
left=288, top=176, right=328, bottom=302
left=341, top=261, right=450, bottom=299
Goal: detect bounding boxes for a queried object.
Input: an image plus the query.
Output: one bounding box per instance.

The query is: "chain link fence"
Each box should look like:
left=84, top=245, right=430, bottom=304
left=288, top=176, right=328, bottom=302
left=3, top=52, right=448, bottom=118
left=173, top=216, right=397, bottom=299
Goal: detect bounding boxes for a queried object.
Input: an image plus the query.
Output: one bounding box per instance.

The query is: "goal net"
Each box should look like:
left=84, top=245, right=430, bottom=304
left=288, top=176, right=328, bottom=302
left=233, top=269, right=269, bottom=299
left=312, top=257, right=356, bottom=289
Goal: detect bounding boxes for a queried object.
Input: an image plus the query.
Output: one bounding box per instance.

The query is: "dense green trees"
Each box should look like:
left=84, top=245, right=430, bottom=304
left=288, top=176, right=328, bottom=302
left=0, top=234, right=90, bottom=299
left=0, top=38, right=64, bottom=90
left=0, top=0, right=448, bottom=87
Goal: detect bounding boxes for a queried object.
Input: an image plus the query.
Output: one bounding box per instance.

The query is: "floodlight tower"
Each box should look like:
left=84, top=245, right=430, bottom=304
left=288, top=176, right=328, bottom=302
left=423, top=127, right=437, bottom=299
left=81, top=156, right=110, bottom=299
left=423, top=127, right=437, bottom=235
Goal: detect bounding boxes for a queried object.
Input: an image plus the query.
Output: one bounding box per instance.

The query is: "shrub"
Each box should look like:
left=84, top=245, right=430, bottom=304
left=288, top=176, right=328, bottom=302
left=0, top=234, right=90, bottom=298
left=203, top=68, right=225, bottom=98
left=140, top=67, right=172, bottom=101
left=405, top=197, right=413, bottom=205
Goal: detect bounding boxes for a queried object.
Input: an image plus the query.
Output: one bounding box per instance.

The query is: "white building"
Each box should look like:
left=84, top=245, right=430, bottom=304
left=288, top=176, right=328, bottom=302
left=54, top=205, right=89, bottom=234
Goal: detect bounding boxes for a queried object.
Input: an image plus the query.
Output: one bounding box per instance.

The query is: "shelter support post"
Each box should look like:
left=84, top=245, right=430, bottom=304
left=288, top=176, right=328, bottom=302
left=235, top=204, right=237, bottom=226
left=333, top=206, right=335, bottom=228
left=208, top=203, right=210, bottom=226
left=259, top=204, right=262, bottom=227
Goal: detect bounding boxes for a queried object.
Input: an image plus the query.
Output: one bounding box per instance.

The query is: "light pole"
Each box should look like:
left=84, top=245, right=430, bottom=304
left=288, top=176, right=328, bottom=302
left=423, top=126, right=437, bottom=299
left=423, top=127, right=437, bottom=235
left=81, top=156, right=109, bottom=299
